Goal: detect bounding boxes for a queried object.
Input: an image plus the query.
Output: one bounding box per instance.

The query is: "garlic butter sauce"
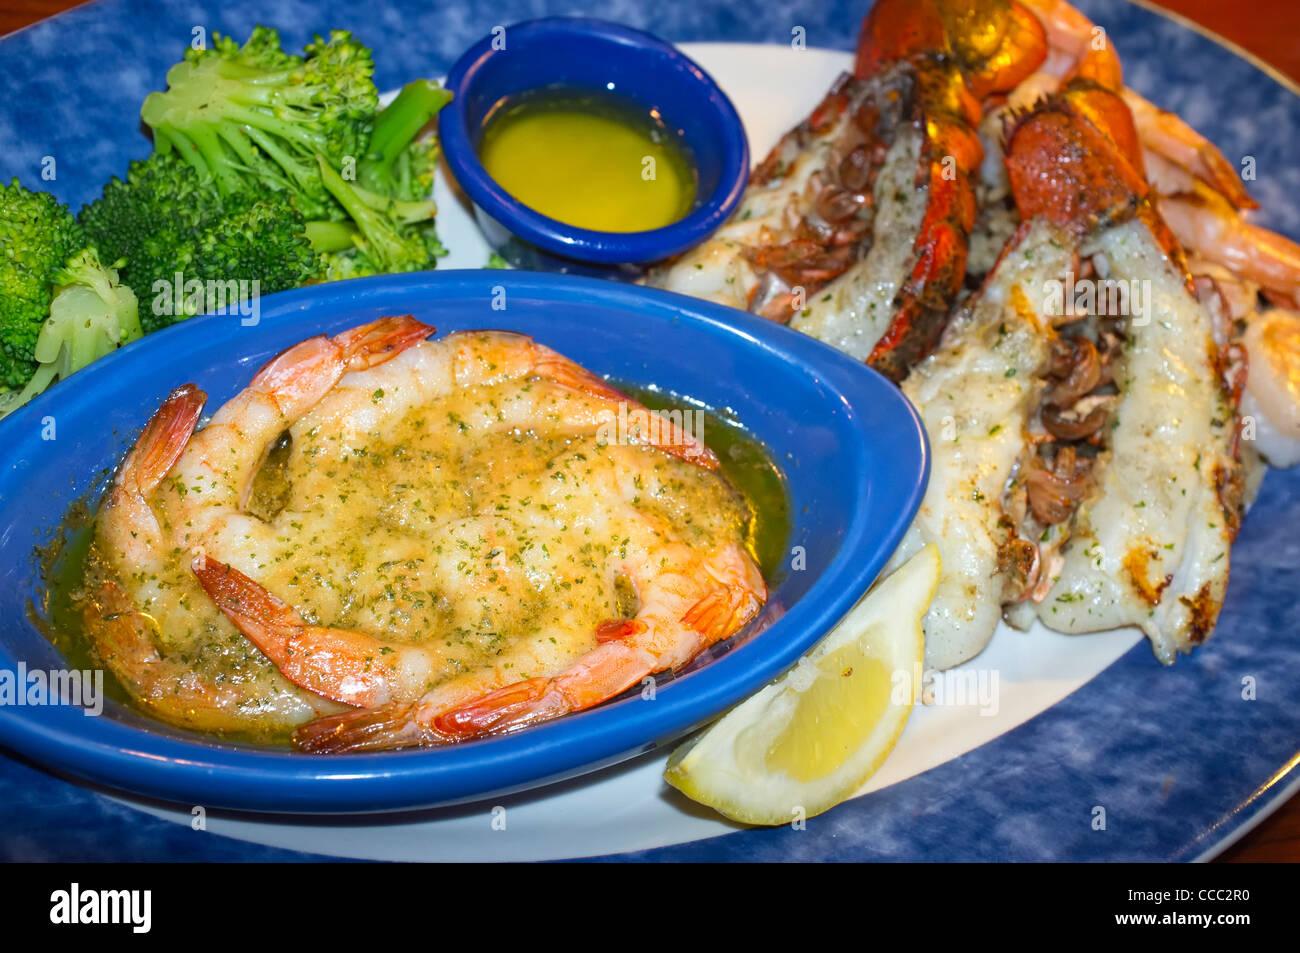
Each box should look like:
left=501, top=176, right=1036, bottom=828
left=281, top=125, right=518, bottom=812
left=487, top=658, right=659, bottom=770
left=478, top=85, right=697, bottom=232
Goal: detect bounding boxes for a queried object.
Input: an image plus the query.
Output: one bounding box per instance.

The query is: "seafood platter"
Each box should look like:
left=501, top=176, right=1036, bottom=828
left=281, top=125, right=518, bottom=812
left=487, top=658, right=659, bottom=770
left=1, top=0, right=1299, bottom=861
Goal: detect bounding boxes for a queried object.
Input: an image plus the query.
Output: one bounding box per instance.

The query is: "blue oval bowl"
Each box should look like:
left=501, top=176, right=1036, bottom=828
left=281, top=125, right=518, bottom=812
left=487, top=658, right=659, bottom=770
left=0, top=271, right=926, bottom=813
left=440, top=18, right=750, bottom=272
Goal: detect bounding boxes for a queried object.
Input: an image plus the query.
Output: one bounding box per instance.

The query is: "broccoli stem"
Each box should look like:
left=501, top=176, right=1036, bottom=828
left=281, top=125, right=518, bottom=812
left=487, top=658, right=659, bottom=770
left=360, top=80, right=451, bottom=180
left=317, top=155, right=417, bottom=271
left=305, top=220, right=359, bottom=253
left=350, top=182, right=437, bottom=224
left=0, top=252, right=141, bottom=419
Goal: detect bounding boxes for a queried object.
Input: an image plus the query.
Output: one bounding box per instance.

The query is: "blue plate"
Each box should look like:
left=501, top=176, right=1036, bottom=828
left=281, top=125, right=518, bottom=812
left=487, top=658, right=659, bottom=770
left=0, top=270, right=928, bottom=813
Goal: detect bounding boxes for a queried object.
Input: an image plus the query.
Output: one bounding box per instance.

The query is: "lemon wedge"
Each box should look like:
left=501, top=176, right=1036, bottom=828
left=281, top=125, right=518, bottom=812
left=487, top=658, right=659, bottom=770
left=665, top=543, right=939, bottom=825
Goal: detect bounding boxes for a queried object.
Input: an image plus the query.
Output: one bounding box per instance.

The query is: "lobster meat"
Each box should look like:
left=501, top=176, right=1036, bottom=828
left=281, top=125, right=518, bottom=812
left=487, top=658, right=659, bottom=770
left=644, top=0, right=1047, bottom=381
left=891, top=34, right=1242, bottom=667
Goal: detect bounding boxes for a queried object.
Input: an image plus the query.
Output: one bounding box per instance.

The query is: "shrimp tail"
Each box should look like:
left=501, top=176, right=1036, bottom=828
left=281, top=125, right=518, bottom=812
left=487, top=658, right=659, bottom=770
left=294, top=702, right=435, bottom=753
left=251, top=315, right=434, bottom=414
left=191, top=554, right=402, bottom=707
left=193, top=553, right=304, bottom=635
left=536, top=351, right=721, bottom=471
left=117, top=384, right=206, bottom=494
left=428, top=582, right=762, bottom=743
left=682, top=582, right=764, bottom=642
left=292, top=549, right=767, bottom=751
left=422, top=643, right=651, bottom=742
left=432, top=677, right=571, bottom=740
left=295, top=688, right=559, bottom=751
left=334, top=314, right=435, bottom=370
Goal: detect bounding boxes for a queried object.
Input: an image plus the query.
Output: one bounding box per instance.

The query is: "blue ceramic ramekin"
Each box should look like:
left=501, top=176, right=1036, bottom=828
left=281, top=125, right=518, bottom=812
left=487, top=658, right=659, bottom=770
left=439, top=17, right=750, bottom=272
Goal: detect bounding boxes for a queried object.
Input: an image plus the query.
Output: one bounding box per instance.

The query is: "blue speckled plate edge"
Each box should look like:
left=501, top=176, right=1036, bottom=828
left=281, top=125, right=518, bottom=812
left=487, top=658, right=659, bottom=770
left=0, top=0, right=1297, bottom=861
left=1127, top=0, right=1300, bottom=100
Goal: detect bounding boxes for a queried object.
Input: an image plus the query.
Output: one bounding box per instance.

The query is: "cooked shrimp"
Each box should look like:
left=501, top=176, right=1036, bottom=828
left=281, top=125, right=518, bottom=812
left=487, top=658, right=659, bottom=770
left=159, top=324, right=719, bottom=568
left=94, top=319, right=761, bottom=750
left=1019, top=0, right=1122, bottom=87
left=1240, top=307, right=1300, bottom=467
left=1158, top=189, right=1300, bottom=307
left=195, top=530, right=764, bottom=752
left=1119, top=89, right=1256, bottom=211
left=87, top=384, right=341, bottom=734
left=160, top=314, right=435, bottom=551
left=85, top=316, right=435, bottom=737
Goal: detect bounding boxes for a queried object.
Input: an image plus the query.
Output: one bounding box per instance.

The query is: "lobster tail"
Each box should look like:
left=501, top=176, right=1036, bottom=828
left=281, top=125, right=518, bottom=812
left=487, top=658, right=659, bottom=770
left=1004, top=79, right=1191, bottom=283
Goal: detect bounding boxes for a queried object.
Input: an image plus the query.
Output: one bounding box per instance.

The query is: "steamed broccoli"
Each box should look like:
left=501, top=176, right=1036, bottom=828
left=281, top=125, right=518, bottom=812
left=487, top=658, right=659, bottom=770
left=80, top=153, right=323, bottom=331
left=0, top=180, right=141, bottom=417
left=0, top=181, right=83, bottom=390
left=1, top=27, right=454, bottom=415
left=141, top=26, right=376, bottom=221
left=359, top=79, right=452, bottom=265
left=317, top=156, right=434, bottom=277
left=89, top=29, right=452, bottom=306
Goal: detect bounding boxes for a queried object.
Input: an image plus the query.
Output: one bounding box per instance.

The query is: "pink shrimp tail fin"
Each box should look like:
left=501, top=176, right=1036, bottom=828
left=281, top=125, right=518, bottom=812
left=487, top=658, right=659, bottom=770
left=333, top=314, right=435, bottom=370
left=294, top=702, right=436, bottom=753
left=250, top=315, right=434, bottom=413
left=116, top=384, right=206, bottom=494
left=190, top=554, right=328, bottom=693
left=192, top=554, right=406, bottom=708
left=192, top=553, right=303, bottom=635
left=294, top=682, right=568, bottom=751
left=431, top=678, right=572, bottom=741
left=295, top=586, right=768, bottom=751
left=682, top=582, right=765, bottom=644
left=428, top=590, right=762, bottom=744
left=537, top=353, right=721, bottom=471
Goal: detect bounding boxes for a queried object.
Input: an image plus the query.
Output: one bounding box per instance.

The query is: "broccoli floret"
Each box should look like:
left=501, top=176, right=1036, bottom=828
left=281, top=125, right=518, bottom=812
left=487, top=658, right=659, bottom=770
left=0, top=181, right=141, bottom=417
left=80, top=153, right=221, bottom=298
left=78, top=28, right=449, bottom=331
left=141, top=27, right=377, bottom=221
left=0, top=180, right=86, bottom=389
left=80, top=154, right=324, bottom=331
left=309, top=81, right=452, bottom=278
left=142, top=193, right=325, bottom=331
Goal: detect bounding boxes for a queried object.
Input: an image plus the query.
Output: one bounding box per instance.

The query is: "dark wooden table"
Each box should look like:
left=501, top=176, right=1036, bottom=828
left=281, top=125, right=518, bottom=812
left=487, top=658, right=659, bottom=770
left=1, top=0, right=1296, bottom=863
